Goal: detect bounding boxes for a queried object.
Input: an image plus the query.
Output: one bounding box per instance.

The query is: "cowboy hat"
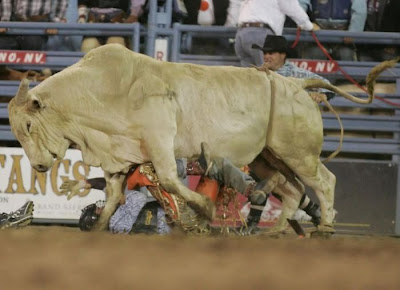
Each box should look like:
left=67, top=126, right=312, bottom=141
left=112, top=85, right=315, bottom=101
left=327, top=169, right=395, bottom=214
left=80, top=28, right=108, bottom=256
left=252, top=35, right=288, bottom=53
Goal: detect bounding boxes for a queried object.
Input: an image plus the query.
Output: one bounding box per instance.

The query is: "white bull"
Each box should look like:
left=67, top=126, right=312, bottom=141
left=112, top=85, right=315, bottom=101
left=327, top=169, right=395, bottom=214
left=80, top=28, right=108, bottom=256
left=8, top=44, right=397, bottom=233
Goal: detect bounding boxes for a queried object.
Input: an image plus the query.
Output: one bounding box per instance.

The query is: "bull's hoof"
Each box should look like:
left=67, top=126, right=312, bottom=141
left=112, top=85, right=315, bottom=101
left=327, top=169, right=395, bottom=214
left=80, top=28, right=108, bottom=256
left=310, top=230, right=333, bottom=239
left=91, top=220, right=109, bottom=232
left=317, top=224, right=336, bottom=233
left=235, top=225, right=261, bottom=236
left=205, top=198, right=216, bottom=221
left=188, top=196, right=216, bottom=221
left=258, top=228, right=288, bottom=239
left=310, top=225, right=335, bottom=239
left=259, top=231, right=286, bottom=239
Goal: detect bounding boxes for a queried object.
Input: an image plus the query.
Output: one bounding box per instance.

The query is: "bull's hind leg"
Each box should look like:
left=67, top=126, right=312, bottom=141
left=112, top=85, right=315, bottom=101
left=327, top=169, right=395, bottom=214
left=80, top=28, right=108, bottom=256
left=299, top=161, right=336, bottom=233
left=269, top=193, right=302, bottom=234
left=93, top=172, right=126, bottom=231
left=262, top=173, right=304, bottom=234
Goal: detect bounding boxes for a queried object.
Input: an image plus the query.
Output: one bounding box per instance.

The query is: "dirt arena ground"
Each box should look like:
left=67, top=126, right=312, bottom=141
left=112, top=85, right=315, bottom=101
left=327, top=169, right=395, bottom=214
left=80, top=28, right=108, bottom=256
left=1, top=226, right=400, bottom=290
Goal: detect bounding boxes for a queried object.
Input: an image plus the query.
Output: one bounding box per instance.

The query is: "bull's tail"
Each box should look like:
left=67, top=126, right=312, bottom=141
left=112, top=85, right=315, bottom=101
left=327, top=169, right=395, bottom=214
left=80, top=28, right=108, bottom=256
left=302, top=57, right=399, bottom=162
left=321, top=97, right=343, bottom=163
left=302, top=57, right=400, bottom=104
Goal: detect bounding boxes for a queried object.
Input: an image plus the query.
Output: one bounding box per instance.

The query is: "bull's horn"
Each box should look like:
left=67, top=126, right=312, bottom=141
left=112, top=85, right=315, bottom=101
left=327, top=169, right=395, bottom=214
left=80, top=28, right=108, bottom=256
left=14, top=78, right=30, bottom=105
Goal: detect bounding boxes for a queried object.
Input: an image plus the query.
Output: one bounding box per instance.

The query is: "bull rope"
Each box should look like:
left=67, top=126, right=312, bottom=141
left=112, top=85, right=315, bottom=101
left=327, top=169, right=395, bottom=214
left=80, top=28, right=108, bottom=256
left=291, top=28, right=400, bottom=108
left=290, top=29, right=400, bottom=161
left=320, top=97, right=344, bottom=163
left=310, top=31, right=400, bottom=108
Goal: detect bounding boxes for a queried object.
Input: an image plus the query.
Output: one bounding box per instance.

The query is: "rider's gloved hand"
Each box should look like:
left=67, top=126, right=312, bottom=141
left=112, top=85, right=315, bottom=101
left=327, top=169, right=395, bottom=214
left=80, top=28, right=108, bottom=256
left=60, top=179, right=91, bottom=200
left=309, top=92, right=327, bottom=104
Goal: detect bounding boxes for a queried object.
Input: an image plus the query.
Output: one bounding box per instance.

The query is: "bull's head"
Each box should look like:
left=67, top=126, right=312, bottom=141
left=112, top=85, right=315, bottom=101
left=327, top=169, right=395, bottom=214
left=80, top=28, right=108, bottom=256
left=8, top=79, right=69, bottom=172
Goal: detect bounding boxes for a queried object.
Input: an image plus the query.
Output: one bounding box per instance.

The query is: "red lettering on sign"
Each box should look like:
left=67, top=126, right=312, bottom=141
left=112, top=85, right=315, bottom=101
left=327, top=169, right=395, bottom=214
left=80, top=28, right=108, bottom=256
left=289, top=59, right=338, bottom=73
left=0, top=50, right=46, bottom=64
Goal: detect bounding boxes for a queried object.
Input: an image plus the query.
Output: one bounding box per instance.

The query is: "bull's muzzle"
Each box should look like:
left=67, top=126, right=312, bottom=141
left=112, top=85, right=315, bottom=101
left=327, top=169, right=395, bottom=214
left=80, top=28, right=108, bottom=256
left=33, top=163, right=50, bottom=172
left=31, top=155, right=54, bottom=172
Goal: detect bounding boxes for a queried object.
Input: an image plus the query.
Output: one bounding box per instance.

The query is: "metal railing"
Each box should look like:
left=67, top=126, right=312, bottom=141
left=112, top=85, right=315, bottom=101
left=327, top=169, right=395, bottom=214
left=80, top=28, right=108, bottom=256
left=0, top=21, right=141, bottom=52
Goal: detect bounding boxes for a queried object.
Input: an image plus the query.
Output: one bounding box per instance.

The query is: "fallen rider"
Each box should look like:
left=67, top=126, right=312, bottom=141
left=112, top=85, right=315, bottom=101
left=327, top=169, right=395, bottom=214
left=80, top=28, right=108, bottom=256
left=61, top=144, right=322, bottom=235
left=63, top=159, right=190, bottom=234
left=79, top=192, right=170, bottom=234
left=63, top=159, right=198, bottom=234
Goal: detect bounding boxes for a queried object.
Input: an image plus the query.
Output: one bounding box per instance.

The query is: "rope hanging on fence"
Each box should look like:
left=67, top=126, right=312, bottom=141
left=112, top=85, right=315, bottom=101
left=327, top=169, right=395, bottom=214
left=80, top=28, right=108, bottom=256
left=290, top=27, right=302, bottom=49
left=290, top=28, right=400, bottom=108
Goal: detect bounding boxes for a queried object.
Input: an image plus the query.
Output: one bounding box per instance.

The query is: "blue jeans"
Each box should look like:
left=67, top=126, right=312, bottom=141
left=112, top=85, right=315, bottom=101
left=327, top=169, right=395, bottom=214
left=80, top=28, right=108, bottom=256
left=0, top=35, right=47, bottom=50
left=300, top=43, right=357, bottom=61
left=207, top=157, right=255, bottom=194
left=180, top=157, right=254, bottom=194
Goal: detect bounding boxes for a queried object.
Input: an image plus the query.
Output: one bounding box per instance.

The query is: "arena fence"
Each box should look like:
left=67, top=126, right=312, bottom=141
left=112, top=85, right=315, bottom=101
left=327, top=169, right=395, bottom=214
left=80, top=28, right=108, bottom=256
left=0, top=21, right=140, bottom=52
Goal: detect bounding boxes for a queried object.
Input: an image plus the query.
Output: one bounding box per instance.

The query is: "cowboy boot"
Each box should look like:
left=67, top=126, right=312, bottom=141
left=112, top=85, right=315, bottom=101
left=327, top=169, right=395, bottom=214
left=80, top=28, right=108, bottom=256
left=186, top=142, right=212, bottom=176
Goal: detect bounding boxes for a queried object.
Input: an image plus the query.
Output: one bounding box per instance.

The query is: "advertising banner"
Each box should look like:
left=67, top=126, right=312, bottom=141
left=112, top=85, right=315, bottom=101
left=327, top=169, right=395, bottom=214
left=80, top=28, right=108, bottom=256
left=0, top=147, right=105, bottom=221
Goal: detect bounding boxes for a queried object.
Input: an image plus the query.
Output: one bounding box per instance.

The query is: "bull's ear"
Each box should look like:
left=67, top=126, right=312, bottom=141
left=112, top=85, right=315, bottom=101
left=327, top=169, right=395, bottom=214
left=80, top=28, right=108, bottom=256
left=28, top=96, right=44, bottom=111
left=14, top=78, right=30, bottom=105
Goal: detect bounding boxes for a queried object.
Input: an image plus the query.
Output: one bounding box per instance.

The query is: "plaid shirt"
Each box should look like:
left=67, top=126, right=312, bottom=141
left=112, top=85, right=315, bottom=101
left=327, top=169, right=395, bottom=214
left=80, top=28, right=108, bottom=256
left=1, top=0, right=68, bottom=22
left=277, top=60, right=335, bottom=100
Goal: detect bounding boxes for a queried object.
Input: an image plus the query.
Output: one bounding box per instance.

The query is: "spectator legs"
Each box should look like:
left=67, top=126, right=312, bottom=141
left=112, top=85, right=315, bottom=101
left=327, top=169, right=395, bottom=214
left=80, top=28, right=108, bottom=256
left=334, top=44, right=357, bottom=61
left=106, top=36, right=126, bottom=47
left=0, top=36, right=19, bottom=50
left=0, top=35, right=46, bottom=51
left=235, top=27, right=272, bottom=67
left=16, top=35, right=47, bottom=50
left=81, top=37, right=101, bottom=53
left=300, top=43, right=357, bottom=61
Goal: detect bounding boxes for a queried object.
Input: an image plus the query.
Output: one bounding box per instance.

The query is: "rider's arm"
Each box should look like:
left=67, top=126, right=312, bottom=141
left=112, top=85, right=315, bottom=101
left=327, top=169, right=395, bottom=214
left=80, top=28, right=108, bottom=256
left=86, top=178, right=107, bottom=190
left=278, top=61, right=336, bottom=100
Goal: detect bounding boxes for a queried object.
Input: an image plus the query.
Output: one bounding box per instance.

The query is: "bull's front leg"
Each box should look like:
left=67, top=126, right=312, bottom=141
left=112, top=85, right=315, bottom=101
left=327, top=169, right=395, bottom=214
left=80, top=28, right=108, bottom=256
left=93, top=171, right=126, bottom=231
left=138, top=94, right=216, bottom=221
left=143, top=135, right=216, bottom=221
left=152, top=148, right=216, bottom=221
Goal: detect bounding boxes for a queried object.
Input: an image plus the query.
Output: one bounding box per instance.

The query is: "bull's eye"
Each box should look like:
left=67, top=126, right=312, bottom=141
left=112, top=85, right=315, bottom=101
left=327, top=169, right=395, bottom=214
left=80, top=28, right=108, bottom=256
left=27, top=121, right=31, bottom=133
left=32, top=100, right=41, bottom=109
